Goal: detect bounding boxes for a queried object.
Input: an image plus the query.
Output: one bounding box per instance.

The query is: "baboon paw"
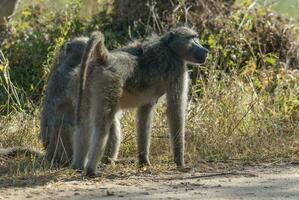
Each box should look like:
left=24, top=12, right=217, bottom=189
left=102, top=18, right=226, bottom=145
left=138, top=159, right=151, bottom=167
left=71, top=163, right=84, bottom=171
left=139, top=166, right=152, bottom=173
left=138, top=162, right=152, bottom=168
left=101, top=157, right=116, bottom=165
left=85, top=168, right=101, bottom=178
left=138, top=161, right=152, bottom=173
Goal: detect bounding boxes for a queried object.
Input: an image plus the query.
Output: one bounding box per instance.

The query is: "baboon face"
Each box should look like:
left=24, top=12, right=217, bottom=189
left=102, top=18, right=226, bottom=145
left=166, top=27, right=209, bottom=64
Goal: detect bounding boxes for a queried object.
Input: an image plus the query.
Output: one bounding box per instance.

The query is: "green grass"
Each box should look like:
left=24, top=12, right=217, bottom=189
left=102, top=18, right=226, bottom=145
left=258, top=0, right=299, bottom=21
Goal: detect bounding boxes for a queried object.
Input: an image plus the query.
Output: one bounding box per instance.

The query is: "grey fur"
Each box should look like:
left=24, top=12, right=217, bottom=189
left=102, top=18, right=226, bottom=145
left=136, top=103, right=155, bottom=165
left=40, top=36, right=89, bottom=165
left=73, top=27, right=209, bottom=176
left=0, top=0, right=19, bottom=24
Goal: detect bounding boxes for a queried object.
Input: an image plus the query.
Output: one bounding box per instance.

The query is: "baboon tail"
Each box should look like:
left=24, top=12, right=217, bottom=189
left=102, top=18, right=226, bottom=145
left=76, top=31, right=108, bottom=125
left=0, top=146, right=44, bottom=158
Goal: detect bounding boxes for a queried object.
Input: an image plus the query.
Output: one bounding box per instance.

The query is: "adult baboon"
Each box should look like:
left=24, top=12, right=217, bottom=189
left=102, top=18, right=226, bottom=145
left=40, top=36, right=89, bottom=165
left=73, top=27, right=209, bottom=176
left=40, top=36, right=143, bottom=165
left=0, top=0, right=20, bottom=24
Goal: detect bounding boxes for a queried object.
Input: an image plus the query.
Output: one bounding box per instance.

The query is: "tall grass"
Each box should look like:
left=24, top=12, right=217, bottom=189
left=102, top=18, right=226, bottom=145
left=118, top=67, right=299, bottom=166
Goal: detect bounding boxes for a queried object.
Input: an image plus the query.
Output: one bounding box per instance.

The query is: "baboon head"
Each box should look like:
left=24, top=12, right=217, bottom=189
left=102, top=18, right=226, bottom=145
left=163, top=27, right=209, bottom=64
left=64, top=37, right=89, bottom=57
left=61, top=37, right=89, bottom=65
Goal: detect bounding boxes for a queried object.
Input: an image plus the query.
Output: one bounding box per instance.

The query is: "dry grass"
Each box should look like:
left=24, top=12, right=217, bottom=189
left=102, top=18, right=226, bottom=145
left=119, top=67, right=299, bottom=166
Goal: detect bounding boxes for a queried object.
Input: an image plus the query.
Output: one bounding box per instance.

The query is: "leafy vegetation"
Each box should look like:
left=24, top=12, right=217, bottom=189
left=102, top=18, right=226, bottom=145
left=0, top=0, right=298, bottom=178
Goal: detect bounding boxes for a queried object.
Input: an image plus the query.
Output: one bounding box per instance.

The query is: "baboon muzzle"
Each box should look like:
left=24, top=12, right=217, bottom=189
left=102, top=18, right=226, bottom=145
left=194, top=44, right=209, bottom=64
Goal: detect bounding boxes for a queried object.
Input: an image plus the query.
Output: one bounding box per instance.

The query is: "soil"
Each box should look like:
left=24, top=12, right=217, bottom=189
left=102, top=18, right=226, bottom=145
left=0, top=164, right=298, bottom=200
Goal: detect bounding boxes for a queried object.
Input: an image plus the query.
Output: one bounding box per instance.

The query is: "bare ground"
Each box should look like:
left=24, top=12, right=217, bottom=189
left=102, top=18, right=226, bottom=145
left=0, top=164, right=298, bottom=200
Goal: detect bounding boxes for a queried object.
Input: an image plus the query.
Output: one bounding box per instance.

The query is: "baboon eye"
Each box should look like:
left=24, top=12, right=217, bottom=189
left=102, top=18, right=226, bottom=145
left=186, top=35, right=198, bottom=42
left=187, top=34, right=198, bottom=38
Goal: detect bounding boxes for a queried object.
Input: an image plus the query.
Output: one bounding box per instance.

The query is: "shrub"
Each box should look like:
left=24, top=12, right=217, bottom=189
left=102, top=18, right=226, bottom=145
left=0, top=1, right=82, bottom=113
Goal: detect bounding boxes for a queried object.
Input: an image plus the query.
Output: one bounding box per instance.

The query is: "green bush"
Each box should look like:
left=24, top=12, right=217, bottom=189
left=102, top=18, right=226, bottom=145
left=0, top=1, right=82, bottom=113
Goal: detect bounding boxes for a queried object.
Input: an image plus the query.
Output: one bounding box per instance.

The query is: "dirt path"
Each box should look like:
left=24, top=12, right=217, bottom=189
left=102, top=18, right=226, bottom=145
left=0, top=164, right=298, bottom=200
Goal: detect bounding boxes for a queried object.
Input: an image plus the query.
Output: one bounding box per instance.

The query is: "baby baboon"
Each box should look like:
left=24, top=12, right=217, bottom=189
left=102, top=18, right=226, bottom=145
left=0, top=0, right=20, bottom=24
left=73, top=27, right=209, bottom=176
left=40, top=36, right=89, bottom=165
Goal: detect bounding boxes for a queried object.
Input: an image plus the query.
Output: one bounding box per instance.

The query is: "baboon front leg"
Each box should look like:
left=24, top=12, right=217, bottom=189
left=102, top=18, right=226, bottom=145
left=136, top=103, right=155, bottom=166
left=102, top=116, right=122, bottom=164
left=166, top=73, right=188, bottom=167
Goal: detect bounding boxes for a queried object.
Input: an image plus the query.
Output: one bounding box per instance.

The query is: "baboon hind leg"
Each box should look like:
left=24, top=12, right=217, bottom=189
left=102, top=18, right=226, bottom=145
left=71, top=120, right=90, bottom=170
left=102, top=116, right=122, bottom=164
left=85, top=87, right=120, bottom=176
left=85, top=113, right=115, bottom=176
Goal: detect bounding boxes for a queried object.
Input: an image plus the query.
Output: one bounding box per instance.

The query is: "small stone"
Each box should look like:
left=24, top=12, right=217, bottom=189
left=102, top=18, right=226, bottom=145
left=106, top=191, right=115, bottom=196
left=140, top=191, right=150, bottom=195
